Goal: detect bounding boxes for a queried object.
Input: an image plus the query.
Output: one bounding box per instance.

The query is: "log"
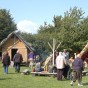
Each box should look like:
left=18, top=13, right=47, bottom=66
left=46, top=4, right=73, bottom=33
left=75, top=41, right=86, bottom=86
left=80, top=43, right=88, bottom=57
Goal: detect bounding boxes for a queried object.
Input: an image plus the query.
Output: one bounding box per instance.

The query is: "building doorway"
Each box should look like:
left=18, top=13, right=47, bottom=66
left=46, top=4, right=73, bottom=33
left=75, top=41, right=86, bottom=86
left=11, top=49, right=18, bottom=61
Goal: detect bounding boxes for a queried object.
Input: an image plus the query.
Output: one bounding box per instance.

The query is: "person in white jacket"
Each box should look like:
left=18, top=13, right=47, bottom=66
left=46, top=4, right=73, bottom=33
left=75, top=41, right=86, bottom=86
left=56, top=52, right=66, bottom=80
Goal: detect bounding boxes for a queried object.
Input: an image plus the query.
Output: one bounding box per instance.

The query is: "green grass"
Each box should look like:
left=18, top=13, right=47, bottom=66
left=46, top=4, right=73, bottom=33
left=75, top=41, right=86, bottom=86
left=0, top=63, right=88, bottom=88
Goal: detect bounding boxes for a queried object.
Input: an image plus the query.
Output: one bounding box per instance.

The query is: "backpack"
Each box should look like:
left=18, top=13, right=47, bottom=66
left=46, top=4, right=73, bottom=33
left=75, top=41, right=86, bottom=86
left=14, top=54, right=21, bottom=63
left=15, top=57, right=20, bottom=63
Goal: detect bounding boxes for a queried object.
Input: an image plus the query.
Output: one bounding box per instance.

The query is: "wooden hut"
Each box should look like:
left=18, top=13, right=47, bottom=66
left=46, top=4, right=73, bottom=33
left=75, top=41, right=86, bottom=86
left=0, top=31, right=34, bottom=62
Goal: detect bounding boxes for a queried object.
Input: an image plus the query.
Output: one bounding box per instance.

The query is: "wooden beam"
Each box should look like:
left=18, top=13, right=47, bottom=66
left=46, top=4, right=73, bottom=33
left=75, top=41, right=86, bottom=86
left=56, top=41, right=62, bottom=50
left=48, top=42, right=53, bottom=50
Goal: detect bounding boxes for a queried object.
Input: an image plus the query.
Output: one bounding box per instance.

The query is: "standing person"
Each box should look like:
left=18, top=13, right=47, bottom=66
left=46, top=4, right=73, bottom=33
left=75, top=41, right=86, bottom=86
left=62, top=49, right=70, bottom=79
left=2, top=52, right=10, bottom=74
left=28, top=51, right=35, bottom=70
left=68, top=57, right=74, bottom=80
left=13, top=50, right=23, bottom=73
left=70, top=54, right=84, bottom=86
left=56, top=52, right=67, bottom=80
left=62, top=49, right=69, bottom=60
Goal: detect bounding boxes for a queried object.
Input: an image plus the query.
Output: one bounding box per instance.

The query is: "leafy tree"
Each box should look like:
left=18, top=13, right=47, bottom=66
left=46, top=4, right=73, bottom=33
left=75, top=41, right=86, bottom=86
left=0, top=9, right=17, bottom=41
left=57, top=7, right=85, bottom=51
left=20, top=7, right=88, bottom=59
left=37, top=7, right=87, bottom=52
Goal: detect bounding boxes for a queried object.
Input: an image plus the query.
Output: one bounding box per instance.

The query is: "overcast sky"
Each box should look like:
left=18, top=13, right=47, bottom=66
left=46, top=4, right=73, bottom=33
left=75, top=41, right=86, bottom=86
left=0, top=0, right=88, bottom=34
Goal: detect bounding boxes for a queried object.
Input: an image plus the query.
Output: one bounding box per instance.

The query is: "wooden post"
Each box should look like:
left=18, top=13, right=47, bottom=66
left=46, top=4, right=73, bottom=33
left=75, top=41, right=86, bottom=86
left=48, top=42, right=53, bottom=51
left=48, top=39, right=56, bottom=66
left=53, top=38, right=56, bottom=66
left=56, top=42, right=62, bottom=50
left=48, top=39, right=62, bottom=67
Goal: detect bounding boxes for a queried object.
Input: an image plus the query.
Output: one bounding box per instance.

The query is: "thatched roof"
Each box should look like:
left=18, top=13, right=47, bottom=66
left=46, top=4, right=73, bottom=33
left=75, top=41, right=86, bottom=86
left=0, top=31, right=35, bottom=51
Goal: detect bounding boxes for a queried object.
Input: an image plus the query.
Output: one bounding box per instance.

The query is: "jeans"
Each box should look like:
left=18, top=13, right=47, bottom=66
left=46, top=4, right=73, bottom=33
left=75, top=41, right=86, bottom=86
left=14, top=62, right=20, bottom=72
left=3, top=65, right=8, bottom=74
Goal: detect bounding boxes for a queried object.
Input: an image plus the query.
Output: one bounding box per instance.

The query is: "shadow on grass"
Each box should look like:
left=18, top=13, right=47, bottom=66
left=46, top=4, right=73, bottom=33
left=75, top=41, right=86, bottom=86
left=8, top=72, right=19, bottom=74
left=83, top=82, right=88, bottom=86
left=8, top=71, right=22, bottom=74
left=0, top=78, right=12, bottom=80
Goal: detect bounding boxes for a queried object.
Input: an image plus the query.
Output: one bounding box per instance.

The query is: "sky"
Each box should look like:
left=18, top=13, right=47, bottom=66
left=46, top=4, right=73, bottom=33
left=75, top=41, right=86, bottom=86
left=0, top=0, right=88, bottom=34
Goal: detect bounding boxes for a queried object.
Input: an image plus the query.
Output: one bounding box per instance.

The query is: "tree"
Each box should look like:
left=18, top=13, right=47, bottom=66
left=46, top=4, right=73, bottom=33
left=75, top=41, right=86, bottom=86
left=0, top=9, right=17, bottom=41
left=58, top=7, right=85, bottom=51
left=20, top=7, right=88, bottom=59
left=37, top=7, right=86, bottom=52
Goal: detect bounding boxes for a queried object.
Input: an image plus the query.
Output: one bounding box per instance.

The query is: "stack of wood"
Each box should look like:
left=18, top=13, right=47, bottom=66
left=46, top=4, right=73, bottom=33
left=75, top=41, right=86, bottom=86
left=43, top=54, right=53, bottom=71
left=80, top=43, right=88, bottom=57
left=80, top=43, right=88, bottom=67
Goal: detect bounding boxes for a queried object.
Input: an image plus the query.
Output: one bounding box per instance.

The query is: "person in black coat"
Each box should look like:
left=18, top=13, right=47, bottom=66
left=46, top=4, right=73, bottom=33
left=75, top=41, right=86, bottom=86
left=2, top=52, right=10, bottom=74
left=13, top=50, right=23, bottom=72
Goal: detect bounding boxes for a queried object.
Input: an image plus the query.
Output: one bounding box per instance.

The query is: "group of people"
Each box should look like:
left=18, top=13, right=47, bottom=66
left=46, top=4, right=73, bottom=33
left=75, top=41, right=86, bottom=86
left=1, top=49, right=85, bottom=87
left=2, top=50, right=43, bottom=74
left=2, top=50, right=23, bottom=74
left=55, top=49, right=84, bottom=86
left=28, top=52, right=44, bottom=72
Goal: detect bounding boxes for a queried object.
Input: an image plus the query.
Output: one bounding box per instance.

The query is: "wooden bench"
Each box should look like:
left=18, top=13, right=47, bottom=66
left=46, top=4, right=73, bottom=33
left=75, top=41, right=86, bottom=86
left=31, top=71, right=57, bottom=76
left=31, top=71, right=88, bottom=76
left=82, top=71, right=88, bottom=76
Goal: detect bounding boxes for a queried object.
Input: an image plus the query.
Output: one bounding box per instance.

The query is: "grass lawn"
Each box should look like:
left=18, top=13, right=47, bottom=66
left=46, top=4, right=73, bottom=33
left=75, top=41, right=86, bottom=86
left=0, top=63, right=88, bottom=88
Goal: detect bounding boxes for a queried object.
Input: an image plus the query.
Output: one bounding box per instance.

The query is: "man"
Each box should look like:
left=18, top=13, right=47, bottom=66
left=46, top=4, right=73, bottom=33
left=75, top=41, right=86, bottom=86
left=13, top=50, right=23, bottom=72
left=70, top=54, right=84, bottom=86
left=2, top=52, right=10, bottom=74
left=62, top=49, right=69, bottom=60
left=56, top=52, right=67, bottom=80
left=62, top=49, right=70, bottom=79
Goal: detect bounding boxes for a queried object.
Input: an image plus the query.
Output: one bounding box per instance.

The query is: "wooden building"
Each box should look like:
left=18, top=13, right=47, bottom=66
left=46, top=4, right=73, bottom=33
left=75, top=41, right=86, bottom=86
left=0, top=31, right=34, bottom=62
